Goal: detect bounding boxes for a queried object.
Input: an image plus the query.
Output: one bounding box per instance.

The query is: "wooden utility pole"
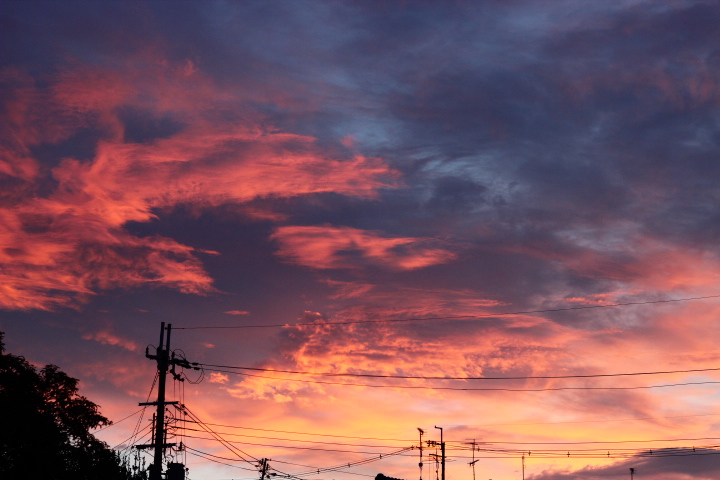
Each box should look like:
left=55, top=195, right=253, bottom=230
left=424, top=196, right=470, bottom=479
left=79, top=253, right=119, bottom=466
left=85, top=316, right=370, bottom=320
left=469, top=439, right=478, bottom=480
left=153, top=322, right=170, bottom=480
left=136, top=323, right=199, bottom=480
left=138, top=323, right=178, bottom=480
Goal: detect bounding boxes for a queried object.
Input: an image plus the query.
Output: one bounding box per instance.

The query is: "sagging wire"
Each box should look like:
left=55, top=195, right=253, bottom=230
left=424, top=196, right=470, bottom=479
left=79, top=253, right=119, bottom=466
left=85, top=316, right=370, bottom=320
left=176, top=404, right=259, bottom=465
left=177, top=404, right=358, bottom=480
left=116, top=372, right=158, bottom=466
left=93, top=408, right=144, bottom=434
left=200, top=366, right=720, bottom=392
left=185, top=446, right=268, bottom=472
left=173, top=422, right=406, bottom=448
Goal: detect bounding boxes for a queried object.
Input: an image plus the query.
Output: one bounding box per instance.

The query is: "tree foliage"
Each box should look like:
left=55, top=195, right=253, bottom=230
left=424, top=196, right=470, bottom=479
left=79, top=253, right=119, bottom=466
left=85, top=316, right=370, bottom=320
left=0, top=332, right=140, bottom=479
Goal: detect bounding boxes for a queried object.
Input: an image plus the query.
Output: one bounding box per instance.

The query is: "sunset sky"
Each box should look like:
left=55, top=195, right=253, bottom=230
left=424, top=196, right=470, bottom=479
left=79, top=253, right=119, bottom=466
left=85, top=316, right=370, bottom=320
left=4, top=1, right=720, bottom=479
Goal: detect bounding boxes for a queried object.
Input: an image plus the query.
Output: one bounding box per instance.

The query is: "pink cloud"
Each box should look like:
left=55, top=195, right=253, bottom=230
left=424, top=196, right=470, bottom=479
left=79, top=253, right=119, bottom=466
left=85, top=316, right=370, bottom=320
left=82, top=330, right=139, bottom=351
left=208, top=372, right=229, bottom=384
left=0, top=57, right=397, bottom=311
left=224, top=310, right=250, bottom=315
left=271, top=225, right=457, bottom=270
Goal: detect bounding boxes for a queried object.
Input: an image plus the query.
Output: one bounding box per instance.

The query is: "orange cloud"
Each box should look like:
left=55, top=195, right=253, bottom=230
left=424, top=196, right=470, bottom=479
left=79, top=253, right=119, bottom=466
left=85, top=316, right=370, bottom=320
left=82, top=330, right=139, bottom=351
left=143, top=295, right=720, bottom=480
left=271, top=225, right=457, bottom=270
left=208, top=372, right=230, bottom=384
left=0, top=57, right=397, bottom=310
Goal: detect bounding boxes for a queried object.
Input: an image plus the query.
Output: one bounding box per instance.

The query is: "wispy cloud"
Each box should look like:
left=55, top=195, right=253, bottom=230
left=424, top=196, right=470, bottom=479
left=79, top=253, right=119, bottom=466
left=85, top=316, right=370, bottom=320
left=0, top=56, right=397, bottom=310
left=271, top=225, right=457, bottom=270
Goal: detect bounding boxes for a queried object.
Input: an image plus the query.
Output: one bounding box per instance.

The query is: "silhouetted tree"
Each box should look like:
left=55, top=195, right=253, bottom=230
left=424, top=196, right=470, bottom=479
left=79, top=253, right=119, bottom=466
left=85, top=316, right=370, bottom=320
left=0, top=332, right=140, bottom=479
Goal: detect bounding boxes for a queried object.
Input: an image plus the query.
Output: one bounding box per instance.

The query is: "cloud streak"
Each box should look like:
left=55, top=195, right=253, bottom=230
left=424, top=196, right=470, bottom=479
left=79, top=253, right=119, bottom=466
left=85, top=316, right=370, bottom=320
left=271, top=225, right=457, bottom=270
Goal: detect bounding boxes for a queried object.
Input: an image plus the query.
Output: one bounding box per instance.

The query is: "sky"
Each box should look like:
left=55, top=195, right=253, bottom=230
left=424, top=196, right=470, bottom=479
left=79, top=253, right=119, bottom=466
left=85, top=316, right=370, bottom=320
left=3, top=0, right=720, bottom=479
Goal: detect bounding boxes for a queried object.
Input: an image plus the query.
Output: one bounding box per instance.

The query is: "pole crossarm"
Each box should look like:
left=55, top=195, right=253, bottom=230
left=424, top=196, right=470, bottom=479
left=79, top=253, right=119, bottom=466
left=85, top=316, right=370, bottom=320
left=135, top=443, right=177, bottom=449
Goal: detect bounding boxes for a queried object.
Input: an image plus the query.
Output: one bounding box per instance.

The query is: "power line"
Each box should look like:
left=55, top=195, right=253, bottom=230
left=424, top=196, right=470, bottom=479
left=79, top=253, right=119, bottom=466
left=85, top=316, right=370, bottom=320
left=178, top=432, right=411, bottom=455
left=174, top=424, right=406, bottom=448
left=180, top=406, right=258, bottom=464
left=186, top=442, right=400, bottom=478
left=175, top=294, right=720, bottom=330
left=473, top=436, right=720, bottom=445
left=445, top=412, right=720, bottom=427
left=124, top=372, right=157, bottom=452
left=177, top=427, right=720, bottom=458
left=179, top=429, right=412, bottom=477
left=177, top=418, right=415, bottom=441
left=180, top=405, right=305, bottom=480
left=175, top=412, right=720, bottom=443
left=175, top=425, right=720, bottom=456
left=202, top=367, right=720, bottom=391
left=271, top=459, right=373, bottom=478
left=286, top=447, right=412, bottom=478
left=453, top=448, right=720, bottom=461
left=185, top=447, right=261, bottom=472
left=471, top=446, right=720, bottom=459
left=92, top=408, right=144, bottom=433
left=199, top=363, right=720, bottom=380
left=113, top=422, right=153, bottom=450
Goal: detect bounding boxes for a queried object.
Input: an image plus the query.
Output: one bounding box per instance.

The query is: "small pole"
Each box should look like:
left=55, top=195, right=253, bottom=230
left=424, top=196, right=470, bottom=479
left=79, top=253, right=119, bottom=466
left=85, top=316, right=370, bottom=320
left=435, top=426, right=444, bottom=480
left=259, top=458, right=270, bottom=480
left=469, top=439, right=478, bottom=480
left=418, top=428, right=425, bottom=480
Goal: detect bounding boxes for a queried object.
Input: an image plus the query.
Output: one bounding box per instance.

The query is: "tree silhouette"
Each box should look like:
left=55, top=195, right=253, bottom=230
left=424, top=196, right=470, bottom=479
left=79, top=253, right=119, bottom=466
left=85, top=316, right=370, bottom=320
left=0, top=332, right=141, bottom=479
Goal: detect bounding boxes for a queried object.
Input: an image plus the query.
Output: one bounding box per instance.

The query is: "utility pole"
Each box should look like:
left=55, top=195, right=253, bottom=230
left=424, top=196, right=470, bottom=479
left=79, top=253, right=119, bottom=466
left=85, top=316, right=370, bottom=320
left=152, top=322, right=170, bottom=480
left=469, top=439, right=478, bottom=480
left=259, top=458, right=270, bottom=480
left=138, top=323, right=178, bottom=480
left=521, top=454, right=525, bottom=480
left=417, top=428, right=425, bottom=480
left=136, top=323, right=199, bottom=480
left=630, top=468, right=635, bottom=480
left=435, top=426, right=444, bottom=480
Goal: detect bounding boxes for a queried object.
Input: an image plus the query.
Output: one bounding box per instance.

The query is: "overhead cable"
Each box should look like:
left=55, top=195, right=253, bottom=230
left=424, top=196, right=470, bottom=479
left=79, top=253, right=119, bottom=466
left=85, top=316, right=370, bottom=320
left=202, top=366, right=720, bottom=391
left=198, top=363, right=720, bottom=380
left=175, top=294, right=720, bottom=330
